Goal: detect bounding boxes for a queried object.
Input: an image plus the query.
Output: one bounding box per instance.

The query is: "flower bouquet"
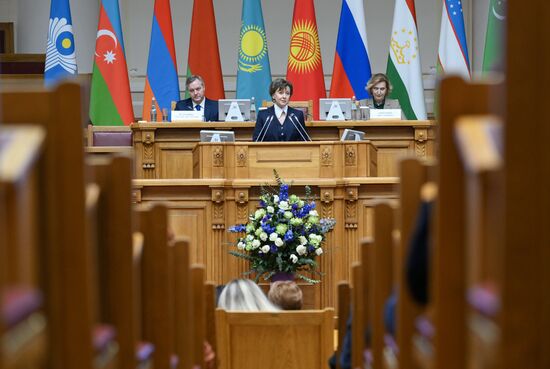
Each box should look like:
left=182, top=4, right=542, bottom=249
left=228, top=171, right=336, bottom=283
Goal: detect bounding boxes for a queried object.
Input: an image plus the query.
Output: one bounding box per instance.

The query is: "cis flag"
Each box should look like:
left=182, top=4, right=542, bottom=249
left=437, top=0, right=470, bottom=78
left=236, top=0, right=271, bottom=111
left=89, top=0, right=134, bottom=126
left=142, top=0, right=180, bottom=122
left=329, top=0, right=372, bottom=100
left=187, top=0, right=225, bottom=99
left=45, top=0, right=77, bottom=86
left=286, top=0, right=326, bottom=120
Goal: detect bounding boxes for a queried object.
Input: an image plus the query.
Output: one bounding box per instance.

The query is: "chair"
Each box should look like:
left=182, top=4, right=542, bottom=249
left=216, top=308, right=334, bottom=369
left=261, top=100, right=313, bottom=121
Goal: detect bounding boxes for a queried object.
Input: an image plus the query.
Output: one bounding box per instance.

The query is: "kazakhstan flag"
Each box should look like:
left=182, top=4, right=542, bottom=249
left=44, top=0, right=78, bottom=86
left=236, top=0, right=271, bottom=110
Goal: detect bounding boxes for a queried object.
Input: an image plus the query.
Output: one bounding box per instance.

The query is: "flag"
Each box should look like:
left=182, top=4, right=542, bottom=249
left=142, top=0, right=180, bottom=121
left=386, top=0, right=426, bottom=120
left=286, top=0, right=326, bottom=120
left=89, top=0, right=134, bottom=126
left=482, top=0, right=506, bottom=74
left=236, top=0, right=271, bottom=110
left=437, top=0, right=470, bottom=78
left=187, top=0, right=225, bottom=99
left=329, top=0, right=372, bottom=100
left=45, top=0, right=77, bottom=86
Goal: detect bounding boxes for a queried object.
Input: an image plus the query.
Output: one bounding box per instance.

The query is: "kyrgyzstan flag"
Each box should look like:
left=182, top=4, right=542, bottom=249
left=186, top=0, right=225, bottom=99
left=286, top=0, right=326, bottom=120
left=89, top=0, right=134, bottom=126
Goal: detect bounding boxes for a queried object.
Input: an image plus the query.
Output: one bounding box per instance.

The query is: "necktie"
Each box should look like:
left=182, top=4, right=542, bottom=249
left=278, top=111, right=286, bottom=124
left=195, top=105, right=201, bottom=111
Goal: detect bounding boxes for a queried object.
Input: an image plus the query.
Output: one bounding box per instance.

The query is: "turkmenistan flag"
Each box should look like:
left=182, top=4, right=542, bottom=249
left=236, top=0, right=271, bottom=111
left=89, top=0, right=134, bottom=126
left=482, top=0, right=506, bottom=74
left=386, top=0, right=426, bottom=120
left=186, top=0, right=225, bottom=99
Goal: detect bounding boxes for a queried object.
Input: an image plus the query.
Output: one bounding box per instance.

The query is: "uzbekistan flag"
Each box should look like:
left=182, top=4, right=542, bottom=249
left=142, top=0, right=180, bottom=122
left=329, top=0, right=372, bottom=100
left=386, top=0, right=426, bottom=120
left=89, top=0, right=134, bottom=126
left=437, top=0, right=470, bottom=78
left=187, top=0, right=225, bottom=99
left=45, top=0, right=78, bottom=86
left=286, top=0, right=326, bottom=120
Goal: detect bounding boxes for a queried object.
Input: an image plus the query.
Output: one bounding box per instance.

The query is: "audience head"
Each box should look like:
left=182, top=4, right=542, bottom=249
left=218, top=279, right=279, bottom=311
left=269, top=78, right=293, bottom=109
left=268, top=281, right=303, bottom=310
left=365, top=73, right=393, bottom=103
left=186, top=75, right=206, bottom=105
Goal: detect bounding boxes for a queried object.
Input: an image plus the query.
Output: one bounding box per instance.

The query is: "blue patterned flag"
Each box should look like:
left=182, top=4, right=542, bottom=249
left=236, top=0, right=271, bottom=110
left=45, top=0, right=78, bottom=86
left=437, top=0, right=470, bottom=78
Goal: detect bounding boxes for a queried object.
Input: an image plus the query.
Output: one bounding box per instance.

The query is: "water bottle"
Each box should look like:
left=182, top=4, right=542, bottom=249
left=351, top=96, right=357, bottom=120
left=150, top=97, right=157, bottom=122
left=250, top=96, right=256, bottom=121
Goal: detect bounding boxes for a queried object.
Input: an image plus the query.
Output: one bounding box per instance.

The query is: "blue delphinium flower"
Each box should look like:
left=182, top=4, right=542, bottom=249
left=284, top=230, right=294, bottom=242
left=229, top=224, right=246, bottom=233
left=270, top=245, right=278, bottom=253
left=279, top=184, right=289, bottom=201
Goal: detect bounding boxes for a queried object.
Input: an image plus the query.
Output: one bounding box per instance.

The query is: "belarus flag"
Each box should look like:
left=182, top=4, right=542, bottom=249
left=329, top=0, right=372, bottom=100
left=386, top=0, right=426, bottom=120
left=437, top=0, right=470, bottom=78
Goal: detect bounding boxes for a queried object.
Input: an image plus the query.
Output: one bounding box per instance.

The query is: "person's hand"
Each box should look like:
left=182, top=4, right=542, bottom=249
left=204, top=341, right=215, bottom=369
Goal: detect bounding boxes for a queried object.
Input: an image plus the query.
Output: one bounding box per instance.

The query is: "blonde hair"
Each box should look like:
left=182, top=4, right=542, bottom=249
left=218, top=279, right=279, bottom=311
left=365, top=73, right=393, bottom=96
left=268, top=281, right=303, bottom=310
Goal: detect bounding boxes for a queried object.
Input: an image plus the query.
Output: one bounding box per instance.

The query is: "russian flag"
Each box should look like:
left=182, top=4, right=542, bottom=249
left=142, top=0, right=180, bottom=121
left=329, top=0, right=372, bottom=99
left=437, top=0, right=470, bottom=78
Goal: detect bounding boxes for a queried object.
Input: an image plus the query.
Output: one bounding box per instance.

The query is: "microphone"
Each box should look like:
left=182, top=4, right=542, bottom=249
left=255, top=115, right=274, bottom=142
left=289, top=113, right=312, bottom=141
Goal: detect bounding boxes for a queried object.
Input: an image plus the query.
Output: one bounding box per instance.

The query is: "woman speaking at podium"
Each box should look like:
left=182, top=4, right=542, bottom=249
left=252, top=78, right=311, bottom=142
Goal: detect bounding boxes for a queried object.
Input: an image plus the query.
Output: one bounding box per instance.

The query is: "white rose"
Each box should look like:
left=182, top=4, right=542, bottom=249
left=260, top=232, right=268, bottom=241
left=308, top=233, right=317, bottom=239
left=246, top=235, right=254, bottom=241
left=269, top=232, right=278, bottom=242
left=267, top=206, right=275, bottom=213
left=290, top=254, right=298, bottom=263
left=284, top=211, right=293, bottom=219
left=251, top=239, right=261, bottom=248
left=315, top=248, right=323, bottom=256
left=261, top=245, right=271, bottom=253
left=237, top=242, right=246, bottom=250
left=273, top=195, right=280, bottom=203
left=309, top=210, right=318, bottom=217
left=279, top=201, right=289, bottom=210
left=275, top=238, right=284, bottom=247
left=296, top=245, right=307, bottom=255
left=299, top=236, right=307, bottom=245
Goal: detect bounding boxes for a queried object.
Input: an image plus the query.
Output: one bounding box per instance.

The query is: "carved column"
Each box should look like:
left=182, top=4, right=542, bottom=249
left=414, top=128, right=428, bottom=158
left=320, top=188, right=335, bottom=309
left=141, top=131, right=156, bottom=179
left=345, top=187, right=359, bottom=265
left=233, top=189, right=250, bottom=278
left=211, top=189, right=225, bottom=283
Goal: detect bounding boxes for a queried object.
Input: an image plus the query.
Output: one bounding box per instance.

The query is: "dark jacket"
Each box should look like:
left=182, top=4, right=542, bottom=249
left=174, top=97, right=219, bottom=122
left=252, top=106, right=309, bottom=142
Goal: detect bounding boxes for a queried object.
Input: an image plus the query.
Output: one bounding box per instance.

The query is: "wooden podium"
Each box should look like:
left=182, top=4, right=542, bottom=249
left=131, top=121, right=435, bottom=309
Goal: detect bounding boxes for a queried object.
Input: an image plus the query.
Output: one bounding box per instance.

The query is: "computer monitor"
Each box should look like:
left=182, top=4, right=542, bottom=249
left=218, top=99, right=251, bottom=122
left=199, top=130, right=235, bottom=143
left=340, top=128, right=365, bottom=141
left=319, top=98, right=352, bottom=121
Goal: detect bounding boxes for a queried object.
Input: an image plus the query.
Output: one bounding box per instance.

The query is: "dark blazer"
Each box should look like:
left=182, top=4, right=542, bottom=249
left=174, top=97, right=219, bottom=122
left=252, top=106, right=309, bottom=142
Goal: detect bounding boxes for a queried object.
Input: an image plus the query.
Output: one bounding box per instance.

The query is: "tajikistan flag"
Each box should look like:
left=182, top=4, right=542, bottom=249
left=386, top=0, right=426, bottom=120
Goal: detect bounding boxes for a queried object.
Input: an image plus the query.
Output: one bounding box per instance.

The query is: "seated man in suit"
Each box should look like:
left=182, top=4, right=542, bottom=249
left=175, top=75, right=219, bottom=121
left=252, top=78, right=310, bottom=142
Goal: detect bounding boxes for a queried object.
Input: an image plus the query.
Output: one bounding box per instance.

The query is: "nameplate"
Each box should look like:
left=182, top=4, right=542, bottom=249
left=171, top=110, right=203, bottom=122
left=369, top=109, right=401, bottom=120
